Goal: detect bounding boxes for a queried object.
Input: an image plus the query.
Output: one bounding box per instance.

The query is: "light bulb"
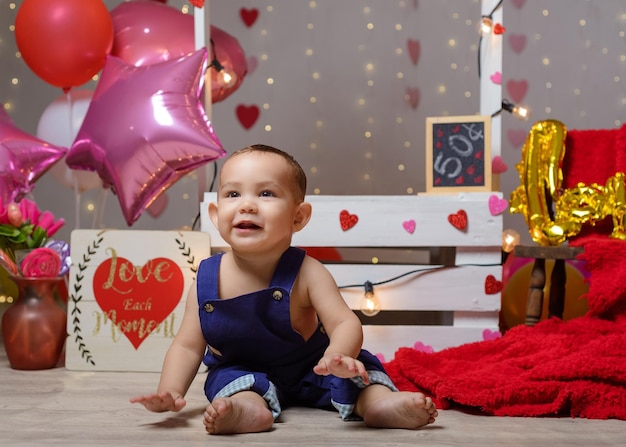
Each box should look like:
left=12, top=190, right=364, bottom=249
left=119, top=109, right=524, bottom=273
left=512, top=104, right=531, bottom=121
left=480, top=17, right=493, bottom=35
left=502, top=228, right=521, bottom=253
left=217, top=69, right=238, bottom=88
left=360, top=281, right=380, bottom=317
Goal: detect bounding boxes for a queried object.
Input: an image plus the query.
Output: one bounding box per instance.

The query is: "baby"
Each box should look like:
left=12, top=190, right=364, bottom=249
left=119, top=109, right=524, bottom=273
left=130, top=144, right=438, bottom=434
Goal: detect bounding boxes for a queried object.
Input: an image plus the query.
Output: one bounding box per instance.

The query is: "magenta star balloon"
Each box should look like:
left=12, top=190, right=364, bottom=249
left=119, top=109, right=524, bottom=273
left=65, top=48, right=226, bottom=226
left=0, top=106, right=67, bottom=203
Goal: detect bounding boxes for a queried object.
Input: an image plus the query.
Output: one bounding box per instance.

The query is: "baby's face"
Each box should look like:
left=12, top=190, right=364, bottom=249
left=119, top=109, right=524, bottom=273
left=213, top=151, right=303, bottom=253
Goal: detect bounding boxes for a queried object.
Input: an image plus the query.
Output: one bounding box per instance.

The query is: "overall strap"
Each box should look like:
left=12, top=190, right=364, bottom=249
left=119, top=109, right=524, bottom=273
left=196, top=252, right=224, bottom=302
left=269, top=247, right=306, bottom=291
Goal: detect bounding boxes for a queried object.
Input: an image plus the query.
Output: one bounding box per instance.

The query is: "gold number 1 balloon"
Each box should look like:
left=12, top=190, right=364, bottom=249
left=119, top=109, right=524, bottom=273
left=510, top=119, right=626, bottom=245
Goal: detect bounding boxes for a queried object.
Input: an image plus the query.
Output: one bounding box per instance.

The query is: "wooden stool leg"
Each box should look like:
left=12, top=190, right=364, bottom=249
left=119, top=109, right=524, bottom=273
left=525, top=258, right=546, bottom=326
left=548, top=258, right=566, bottom=319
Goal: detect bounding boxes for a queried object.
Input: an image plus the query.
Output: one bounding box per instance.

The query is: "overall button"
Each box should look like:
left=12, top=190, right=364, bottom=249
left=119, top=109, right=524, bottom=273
left=272, top=290, right=283, bottom=301
left=204, top=303, right=214, bottom=312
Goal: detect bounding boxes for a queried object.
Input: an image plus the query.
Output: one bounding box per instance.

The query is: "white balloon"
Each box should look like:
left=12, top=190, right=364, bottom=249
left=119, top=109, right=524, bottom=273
left=37, top=90, right=102, bottom=192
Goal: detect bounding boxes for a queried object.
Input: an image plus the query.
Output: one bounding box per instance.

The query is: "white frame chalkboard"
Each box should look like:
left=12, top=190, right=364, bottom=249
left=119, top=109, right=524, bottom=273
left=425, top=115, right=492, bottom=194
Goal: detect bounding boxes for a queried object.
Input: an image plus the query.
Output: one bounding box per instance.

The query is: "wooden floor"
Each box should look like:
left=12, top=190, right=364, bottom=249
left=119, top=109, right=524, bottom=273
left=0, top=350, right=624, bottom=446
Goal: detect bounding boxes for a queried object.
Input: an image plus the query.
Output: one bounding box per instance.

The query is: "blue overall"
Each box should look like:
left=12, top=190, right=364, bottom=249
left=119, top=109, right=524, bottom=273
left=196, top=246, right=396, bottom=419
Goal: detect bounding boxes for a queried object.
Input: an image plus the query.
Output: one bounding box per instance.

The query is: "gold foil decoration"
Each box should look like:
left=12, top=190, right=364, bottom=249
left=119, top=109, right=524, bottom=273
left=510, top=119, right=626, bottom=245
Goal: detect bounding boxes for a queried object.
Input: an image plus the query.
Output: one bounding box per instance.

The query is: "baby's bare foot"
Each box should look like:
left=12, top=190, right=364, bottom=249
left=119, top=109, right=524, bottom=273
left=203, top=397, right=274, bottom=434
left=363, top=391, right=438, bottom=429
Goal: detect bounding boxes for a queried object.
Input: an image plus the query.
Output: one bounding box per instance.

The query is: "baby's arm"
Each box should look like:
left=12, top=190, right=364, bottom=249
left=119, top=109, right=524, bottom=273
left=301, top=257, right=370, bottom=384
left=130, top=281, right=206, bottom=412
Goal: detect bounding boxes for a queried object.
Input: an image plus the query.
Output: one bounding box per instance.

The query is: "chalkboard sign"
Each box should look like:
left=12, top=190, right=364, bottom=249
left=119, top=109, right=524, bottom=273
left=425, top=115, right=492, bottom=193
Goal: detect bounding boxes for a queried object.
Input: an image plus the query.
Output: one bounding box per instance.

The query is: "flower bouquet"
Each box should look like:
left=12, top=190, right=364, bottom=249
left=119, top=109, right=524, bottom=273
left=0, top=198, right=69, bottom=278
left=0, top=198, right=70, bottom=370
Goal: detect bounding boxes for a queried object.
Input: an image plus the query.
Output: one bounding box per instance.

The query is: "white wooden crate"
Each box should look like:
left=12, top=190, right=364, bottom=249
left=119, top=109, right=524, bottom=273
left=201, top=192, right=503, bottom=361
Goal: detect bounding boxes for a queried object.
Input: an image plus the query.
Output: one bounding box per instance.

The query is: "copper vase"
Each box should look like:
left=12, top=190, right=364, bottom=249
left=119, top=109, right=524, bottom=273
left=1, top=277, right=67, bottom=370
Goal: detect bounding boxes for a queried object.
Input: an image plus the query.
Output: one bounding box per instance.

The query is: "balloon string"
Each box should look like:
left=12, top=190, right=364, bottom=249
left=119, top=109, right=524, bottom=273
left=65, top=90, right=82, bottom=230
left=92, top=188, right=109, bottom=229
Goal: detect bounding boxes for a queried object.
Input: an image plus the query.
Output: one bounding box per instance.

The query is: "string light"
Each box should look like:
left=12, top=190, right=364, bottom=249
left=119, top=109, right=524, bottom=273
left=477, top=0, right=504, bottom=79
left=359, top=281, right=380, bottom=317
left=492, top=99, right=532, bottom=121
left=502, top=228, right=521, bottom=253
left=339, top=262, right=501, bottom=317
left=207, top=38, right=238, bottom=89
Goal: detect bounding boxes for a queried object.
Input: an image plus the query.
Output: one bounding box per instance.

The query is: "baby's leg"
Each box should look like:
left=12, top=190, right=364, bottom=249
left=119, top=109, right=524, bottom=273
left=355, top=384, right=438, bottom=429
left=203, top=390, right=274, bottom=434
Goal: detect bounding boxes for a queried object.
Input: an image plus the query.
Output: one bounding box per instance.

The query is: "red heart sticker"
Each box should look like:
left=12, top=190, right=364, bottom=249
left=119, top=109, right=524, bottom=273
left=484, top=274, right=503, bottom=294
left=240, top=8, right=259, bottom=27
left=93, top=257, right=184, bottom=350
left=448, top=210, right=467, bottom=230
left=236, top=104, right=260, bottom=130
left=339, top=210, right=358, bottom=231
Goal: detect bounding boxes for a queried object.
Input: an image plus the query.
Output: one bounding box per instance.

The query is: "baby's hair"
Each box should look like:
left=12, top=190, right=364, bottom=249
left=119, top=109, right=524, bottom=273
left=227, top=144, right=307, bottom=201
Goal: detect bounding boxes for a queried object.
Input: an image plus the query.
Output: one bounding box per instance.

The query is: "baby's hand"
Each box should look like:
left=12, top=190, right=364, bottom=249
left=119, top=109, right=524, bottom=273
left=129, top=391, right=186, bottom=413
left=313, top=353, right=370, bottom=385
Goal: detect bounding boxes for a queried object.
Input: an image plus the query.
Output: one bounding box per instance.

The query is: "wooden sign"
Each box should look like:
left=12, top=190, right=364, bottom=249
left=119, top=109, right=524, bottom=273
left=65, top=230, right=211, bottom=372
left=425, top=115, right=492, bottom=193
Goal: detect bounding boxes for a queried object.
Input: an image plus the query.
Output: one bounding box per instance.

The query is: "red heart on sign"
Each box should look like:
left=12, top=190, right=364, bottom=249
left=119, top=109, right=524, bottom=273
left=339, top=210, right=358, bottom=231
left=240, top=8, right=259, bottom=27
left=236, top=104, right=260, bottom=129
left=448, top=210, right=467, bottom=230
left=93, top=257, right=184, bottom=349
left=484, top=274, right=503, bottom=294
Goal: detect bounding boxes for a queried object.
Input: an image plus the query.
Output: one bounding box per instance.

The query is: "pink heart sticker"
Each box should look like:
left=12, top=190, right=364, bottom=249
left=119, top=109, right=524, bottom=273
left=482, top=329, right=502, bottom=341
left=405, top=87, right=420, bottom=109
left=507, top=129, right=527, bottom=148
left=413, top=341, right=434, bottom=353
left=489, top=71, right=502, bottom=85
left=402, top=219, right=416, bottom=234
left=511, top=0, right=526, bottom=9
left=491, top=156, right=508, bottom=174
left=506, top=79, right=529, bottom=103
left=508, top=34, right=527, bottom=54
left=488, top=194, right=508, bottom=216
left=407, top=38, right=420, bottom=65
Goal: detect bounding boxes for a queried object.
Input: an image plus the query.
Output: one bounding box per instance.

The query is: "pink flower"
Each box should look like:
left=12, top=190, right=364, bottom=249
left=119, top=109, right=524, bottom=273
left=19, top=247, right=62, bottom=278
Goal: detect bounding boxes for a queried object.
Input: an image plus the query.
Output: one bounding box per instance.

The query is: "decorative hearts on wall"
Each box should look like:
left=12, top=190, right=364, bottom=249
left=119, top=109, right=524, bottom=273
left=506, top=79, right=529, bottom=103
left=491, top=156, right=508, bottom=174
left=511, top=0, right=527, bottom=9
left=93, top=257, right=184, bottom=349
left=339, top=210, right=358, bottom=231
left=507, top=129, right=527, bottom=148
left=448, top=210, right=468, bottom=231
left=246, top=55, right=258, bottom=74
left=146, top=192, right=168, bottom=218
left=405, top=87, right=420, bottom=109
left=407, top=38, right=420, bottom=65
left=236, top=104, right=260, bottom=129
left=240, top=8, right=259, bottom=27
left=508, top=33, right=527, bottom=54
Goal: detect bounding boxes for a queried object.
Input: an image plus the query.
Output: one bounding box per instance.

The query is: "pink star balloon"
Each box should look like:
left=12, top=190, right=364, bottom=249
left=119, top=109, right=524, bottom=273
left=0, top=106, right=67, bottom=203
left=65, top=48, right=225, bottom=226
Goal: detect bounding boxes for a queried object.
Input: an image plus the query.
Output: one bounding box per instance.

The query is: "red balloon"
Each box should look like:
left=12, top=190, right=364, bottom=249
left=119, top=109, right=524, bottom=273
left=14, top=0, right=114, bottom=90
left=110, top=0, right=246, bottom=103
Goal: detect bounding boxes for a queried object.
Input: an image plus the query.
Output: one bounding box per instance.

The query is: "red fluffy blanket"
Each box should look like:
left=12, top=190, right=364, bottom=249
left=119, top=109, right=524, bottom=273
left=384, top=236, right=626, bottom=419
